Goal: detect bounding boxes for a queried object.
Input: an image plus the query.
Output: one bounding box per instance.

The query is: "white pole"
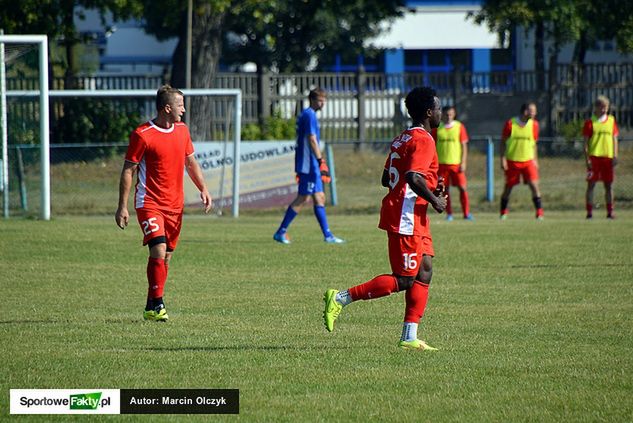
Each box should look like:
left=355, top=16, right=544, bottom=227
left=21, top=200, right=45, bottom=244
left=0, top=33, right=9, bottom=218
left=39, top=37, right=50, bottom=220
left=232, top=91, right=241, bottom=217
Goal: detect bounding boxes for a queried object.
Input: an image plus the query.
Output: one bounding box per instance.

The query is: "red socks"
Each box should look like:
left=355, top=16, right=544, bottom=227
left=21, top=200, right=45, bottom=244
left=147, top=257, right=166, bottom=300
left=349, top=275, right=398, bottom=301
left=404, top=281, right=429, bottom=323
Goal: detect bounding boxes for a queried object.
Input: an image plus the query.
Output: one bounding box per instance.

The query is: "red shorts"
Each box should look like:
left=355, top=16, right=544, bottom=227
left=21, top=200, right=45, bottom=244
left=587, top=156, right=614, bottom=183
left=387, top=232, right=434, bottom=277
left=438, top=164, right=467, bottom=187
left=505, top=160, right=539, bottom=187
left=136, top=208, right=183, bottom=252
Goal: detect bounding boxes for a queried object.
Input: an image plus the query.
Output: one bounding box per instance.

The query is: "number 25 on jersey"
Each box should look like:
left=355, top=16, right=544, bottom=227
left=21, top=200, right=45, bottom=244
left=142, top=217, right=160, bottom=235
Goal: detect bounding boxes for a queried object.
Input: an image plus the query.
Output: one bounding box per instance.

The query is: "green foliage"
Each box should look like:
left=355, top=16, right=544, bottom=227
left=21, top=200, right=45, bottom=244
left=559, top=118, right=585, bottom=141
left=241, top=123, right=262, bottom=141
left=52, top=99, right=142, bottom=143
left=241, top=112, right=295, bottom=141
left=222, top=0, right=405, bottom=72
left=261, top=112, right=295, bottom=140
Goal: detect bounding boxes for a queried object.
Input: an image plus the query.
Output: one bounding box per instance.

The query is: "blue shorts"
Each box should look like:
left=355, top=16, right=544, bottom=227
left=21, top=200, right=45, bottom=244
left=297, top=172, right=324, bottom=195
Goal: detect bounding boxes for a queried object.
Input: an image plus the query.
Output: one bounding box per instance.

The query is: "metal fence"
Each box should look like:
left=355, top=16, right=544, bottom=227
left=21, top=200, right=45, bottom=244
left=6, top=63, right=633, bottom=143
left=2, top=138, right=631, bottom=217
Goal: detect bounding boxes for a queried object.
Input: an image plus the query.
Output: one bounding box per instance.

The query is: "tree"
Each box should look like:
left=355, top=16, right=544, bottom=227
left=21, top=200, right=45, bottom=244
left=0, top=0, right=143, bottom=84
left=469, top=0, right=581, bottom=87
left=221, top=0, right=404, bottom=72
left=140, top=0, right=404, bottom=138
left=471, top=0, right=633, bottom=71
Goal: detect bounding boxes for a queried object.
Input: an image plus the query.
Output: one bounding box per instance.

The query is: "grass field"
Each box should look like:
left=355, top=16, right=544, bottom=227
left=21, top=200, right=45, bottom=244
left=1, top=211, right=632, bottom=421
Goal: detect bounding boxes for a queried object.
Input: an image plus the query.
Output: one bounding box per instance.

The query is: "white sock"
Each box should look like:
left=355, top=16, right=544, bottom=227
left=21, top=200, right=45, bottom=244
left=335, top=290, right=352, bottom=307
left=401, top=322, right=418, bottom=342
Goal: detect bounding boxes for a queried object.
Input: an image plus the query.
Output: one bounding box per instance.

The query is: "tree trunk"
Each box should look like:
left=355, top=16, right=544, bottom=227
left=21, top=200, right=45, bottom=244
left=170, top=4, right=227, bottom=140
left=534, top=20, right=545, bottom=91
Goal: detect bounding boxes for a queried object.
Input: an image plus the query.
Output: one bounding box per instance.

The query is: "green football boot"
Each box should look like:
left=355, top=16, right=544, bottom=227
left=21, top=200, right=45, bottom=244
left=323, top=289, right=342, bottom=332
left=143, top=305, right=169, bottom=322
left=398, top=339, right=438, bottom=351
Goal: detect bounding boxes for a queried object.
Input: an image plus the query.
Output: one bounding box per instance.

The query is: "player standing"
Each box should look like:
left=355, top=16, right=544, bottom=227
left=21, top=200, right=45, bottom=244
left=432, top=105, right=473, bottom=221
left=584, top=95, right=619, bottom=219
left=323, top=86, right=447, bottom=350
left=499, top=102, right=544, bottom=220
left=115, top=85, right=212, bottom=321
left=273, top=88, right=344, bottom=244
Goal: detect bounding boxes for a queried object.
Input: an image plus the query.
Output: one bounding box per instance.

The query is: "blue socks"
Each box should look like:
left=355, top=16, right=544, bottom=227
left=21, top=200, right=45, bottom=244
left=314, top=205, right=333, bottom=238
left=277, top=206, right=298, bottom=234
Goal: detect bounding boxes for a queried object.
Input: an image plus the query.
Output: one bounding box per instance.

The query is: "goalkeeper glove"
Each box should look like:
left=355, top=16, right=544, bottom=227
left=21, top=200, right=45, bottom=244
left=318, top=158, right=331, bottom=183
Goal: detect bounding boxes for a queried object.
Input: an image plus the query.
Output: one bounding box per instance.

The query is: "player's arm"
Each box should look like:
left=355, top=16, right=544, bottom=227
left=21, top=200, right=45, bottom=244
left=613, top=135, right=619, bottom=166
left=406, top=171, right=447, bottom=213
left=115, top=160, right=138, bottom=229
left=381, top=169, right=390, bottom=188
left=533, top=120, right=540, bottom=168
left=185, top=154, right=212, bottom=213
left=582, top=119, right=592, bottom=169
left=310, top=134, right=331, bottom=182
left=500, top=121, right=510, bottom=170
left=460, top=125, right=468, bottom=172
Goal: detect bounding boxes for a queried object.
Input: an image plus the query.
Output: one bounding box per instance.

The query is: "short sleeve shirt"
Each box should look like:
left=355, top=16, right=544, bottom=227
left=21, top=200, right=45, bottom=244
left=295, top=108, right=320, bottom=175
left=125, top=120, right=194, bottom=211
left=378, top=127, right=439, bottom=236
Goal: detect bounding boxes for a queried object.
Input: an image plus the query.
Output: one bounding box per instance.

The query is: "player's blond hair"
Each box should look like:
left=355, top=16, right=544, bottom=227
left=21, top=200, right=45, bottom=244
left=595, top=95, right=610, bottom=108
left=156, top=84, right=184, bottom=111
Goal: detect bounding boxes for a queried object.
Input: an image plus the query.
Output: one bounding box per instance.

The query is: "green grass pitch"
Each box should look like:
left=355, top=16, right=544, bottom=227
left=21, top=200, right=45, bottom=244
left=1, top=211, right=632, bottom=422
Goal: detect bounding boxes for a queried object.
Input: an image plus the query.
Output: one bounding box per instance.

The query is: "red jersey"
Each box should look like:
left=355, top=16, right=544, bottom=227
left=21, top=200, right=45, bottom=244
left=125, top=120, right=194, bottom=211
left=378, top=127, right=439, bottom=236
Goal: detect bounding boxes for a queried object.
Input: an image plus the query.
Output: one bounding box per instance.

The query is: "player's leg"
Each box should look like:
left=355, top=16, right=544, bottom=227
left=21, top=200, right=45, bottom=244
left=527, top=180, right=543, bottom=219
left=445, top=187, right=454, bottom=221
left=274, top=176, right=312, bottom=243
left=146, top=240, right=169, bottom=321
left=604, top=159, right=615, bottom=218
left=454, top=169, right=472, bottom=220
left=312, top=179, right=344, bottom=243
left=586, top=180, right=596, bottom=218
left=500, top=184, right=513, bottom=219
left=399, top=236, right=437, bottom=351
left=605, top=182, right=614, bottom=218
left=323, top=233, right=413, bottom=332
left=440, top=166, right=453, bottom=221
left=137, top=209, right=169, bottom=321
left=500, top=164, right=518, bottom=219
left=525, top=161, right=543, bottom=219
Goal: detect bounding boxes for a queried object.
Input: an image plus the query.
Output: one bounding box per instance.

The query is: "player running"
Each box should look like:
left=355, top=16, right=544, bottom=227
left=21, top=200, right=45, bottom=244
left=583, top=95, right=619, bottom=219
left=432, top=105, right=473, bottom=221
left=273, top=87, right=344, bottom=244
left=115, top=85, right=212, bottom=321
left=323, top=86, right=447, bottom=350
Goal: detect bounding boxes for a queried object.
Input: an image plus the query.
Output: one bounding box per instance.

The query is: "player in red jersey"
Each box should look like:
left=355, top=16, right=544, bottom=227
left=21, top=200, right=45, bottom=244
left=115, top=85, right=212, bottom=321
left=583, top=95, right=619, bottom=219
left=323, top=87, right=447, bottom=350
